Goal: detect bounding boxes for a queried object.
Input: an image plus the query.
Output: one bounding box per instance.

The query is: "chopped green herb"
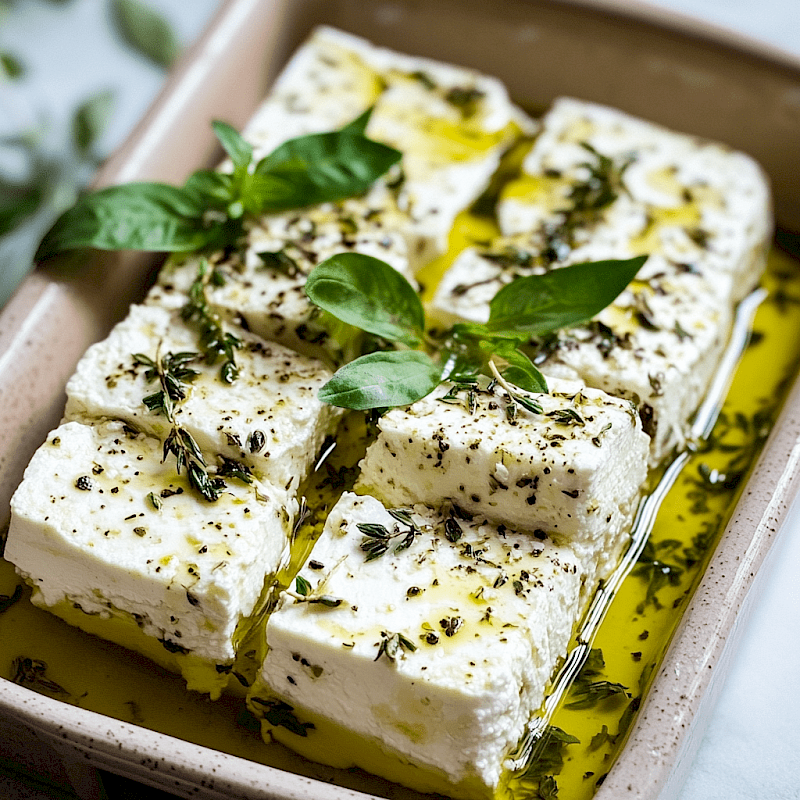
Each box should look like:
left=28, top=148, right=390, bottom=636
left=374, top=630, right=417, bottom=663
left=0, top=585, right=23, bottom=615
left=566, top=648, right=630, bottom=709
left=251, top=697, right=315, bottom=737
left=519, top=724, right=580, bottom=798
left=11, top=657, right=69, bottom=696
left=258, top=248, right=303, bottom=277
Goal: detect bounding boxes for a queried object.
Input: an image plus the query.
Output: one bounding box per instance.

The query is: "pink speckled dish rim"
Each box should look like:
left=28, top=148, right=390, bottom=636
left=1, top=1, right=800, bottom=798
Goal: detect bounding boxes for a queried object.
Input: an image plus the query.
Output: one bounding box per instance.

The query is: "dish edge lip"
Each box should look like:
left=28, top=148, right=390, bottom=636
left=1, top=0, right=800, bottom=798
left=551, top=0, right=800, bottom=72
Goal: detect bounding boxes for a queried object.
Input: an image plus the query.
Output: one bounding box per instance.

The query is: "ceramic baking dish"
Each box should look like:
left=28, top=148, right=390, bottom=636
left=1, top=1, right=800, bottom=798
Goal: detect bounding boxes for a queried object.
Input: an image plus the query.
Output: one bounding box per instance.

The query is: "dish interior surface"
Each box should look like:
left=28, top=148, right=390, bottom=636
left=2, top=233, right=800, bottom=800
left=2, top=1, right=800, bottom=799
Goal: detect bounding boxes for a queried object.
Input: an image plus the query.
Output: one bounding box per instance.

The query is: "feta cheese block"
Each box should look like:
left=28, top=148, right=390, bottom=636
left=242, top=25, right=530, bottom=267
left=497, top=96, right=771, bottom=303
left=147, top=203, right=412, bottom=365
left=250, top=492, right=585, bottom=800
left=430, top=97, right=771, bottom=463
left=4, top=420, right=293, bottom=699
left=430, top=250, right=734, bottom=462
left=356, top=377, right=649, bottom=586
left=64, top=303, right=340, bottom=496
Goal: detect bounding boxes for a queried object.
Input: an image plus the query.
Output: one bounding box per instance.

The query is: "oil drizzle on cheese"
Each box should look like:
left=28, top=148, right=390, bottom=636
left=1, top=248, right=800, bottom=798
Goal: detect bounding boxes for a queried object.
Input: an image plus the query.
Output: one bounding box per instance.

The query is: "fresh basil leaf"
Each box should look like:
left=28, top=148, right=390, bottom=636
left=72, top=90, right=114, bottom=156
left=319, top=350, right=441, bottom=410
left=254, top=130, right=401, bottom=209
left=35, top=183, right=212, bottom=260
left=212, top=120, right=253, bottom=174
left=494, top=344, right=548, bottom=393
left=451, top=320, right=518, bottom=342
left=339, top=107, right=374, bottom=137
left=306, top=253, right=424, bottom=346
left=183, top=169, right=236, bottom=209
left=111, top=0, right=180, bottom=68
left=487, top=256, right=646, bottom=337
left=238, top=170, right=307, bottom=214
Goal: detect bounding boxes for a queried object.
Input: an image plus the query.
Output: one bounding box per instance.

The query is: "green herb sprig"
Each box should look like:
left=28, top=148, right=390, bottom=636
left=134, top=349, right=223, bottom=502
left=181, top=259, right=241, bottom=383
left=565, top=648, right=630, bottom=710
left=357, top=509, right=421, bottom=561
left=250, top=697, right=315, bottom=737
left=290, top=574, right=344, bottom=608
left=35, top=109, right=401, bottom=261
left=11, top=656, right=69, bottom=696
left=374, top=630, right=417, bottom=663
left=518, top=724, right=580, bottom=798
left=305, top=252, right=646, bottom=410
left=540, top=142, right=633, bottom=264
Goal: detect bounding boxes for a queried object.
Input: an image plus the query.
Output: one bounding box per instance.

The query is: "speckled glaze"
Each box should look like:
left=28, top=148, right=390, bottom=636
left=2, top=1, right=800, bottom=799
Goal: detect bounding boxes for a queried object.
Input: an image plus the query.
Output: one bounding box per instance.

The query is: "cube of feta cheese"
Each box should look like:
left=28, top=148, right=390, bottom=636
left=430, top=250, right=734, bottom=462
left=356, top=377, right=649, bottom=585
left=430, top=98, right=771, bottom=462
left=242, top=25, right=530, bottom=266
left=4, top=420, right=293, bottom=698
left=497, top=97, right=771, bottom=302
left=147, top=204, right=412, bottom=365
left=250, top=492, right=585, bottom=800
left=430, top=97, right=771, bottom=462
left=64, top=303, right=340, bottom=496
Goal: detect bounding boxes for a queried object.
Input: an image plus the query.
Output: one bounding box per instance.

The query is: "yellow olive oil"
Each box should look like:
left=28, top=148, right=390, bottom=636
left=2, top=233, right=799, bottom=800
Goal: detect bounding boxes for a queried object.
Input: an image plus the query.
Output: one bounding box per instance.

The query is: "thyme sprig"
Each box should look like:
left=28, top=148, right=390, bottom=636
left=632, top=525, right=716, bottom=613
left=374, top=630, right=417, bottom=663
left=12, top=656, right=69, bottom=696
left=287, top=557, right=347, bottom=608
left=134, top=348, right=223, bottom=502
left=540, top=142, right=633, bottom=264
left=181, top=259, right=241, bottom=383
left=358, top=509, right=421, bottom=561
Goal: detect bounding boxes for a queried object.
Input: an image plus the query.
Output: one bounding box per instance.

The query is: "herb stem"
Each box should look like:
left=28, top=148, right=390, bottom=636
left=488, top=358, right=514, bottom=395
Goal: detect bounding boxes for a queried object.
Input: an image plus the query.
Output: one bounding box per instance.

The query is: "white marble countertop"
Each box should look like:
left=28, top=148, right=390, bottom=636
left=1, top=1, right=799, bottom=799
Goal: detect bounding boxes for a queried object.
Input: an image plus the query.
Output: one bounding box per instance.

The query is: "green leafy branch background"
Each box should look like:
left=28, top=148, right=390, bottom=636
left=0, top=0, right=220, bottom=308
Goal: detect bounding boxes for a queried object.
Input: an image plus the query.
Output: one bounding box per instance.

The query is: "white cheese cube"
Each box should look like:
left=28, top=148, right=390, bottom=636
left=243, top=25, right=529, bottom=266
left=251, top=492, right=585, bottom=799
left=147, top=205, right=412, bottom=365
left=64, top=304, right=340, bottom=496
left=356, top=377, right=648, bottom=585
left=430, top=250, right=733, bottom=462
left=498, top=97, right=771, bottom=302
left=5, top=420, right=292, bottom=697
